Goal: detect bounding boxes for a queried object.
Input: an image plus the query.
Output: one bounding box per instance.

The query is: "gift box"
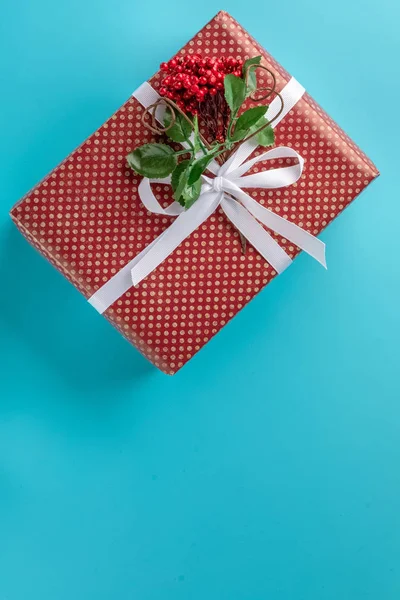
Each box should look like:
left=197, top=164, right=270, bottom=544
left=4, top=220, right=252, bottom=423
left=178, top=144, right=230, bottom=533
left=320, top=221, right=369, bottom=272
left=10, top=10, right=379, bottom=374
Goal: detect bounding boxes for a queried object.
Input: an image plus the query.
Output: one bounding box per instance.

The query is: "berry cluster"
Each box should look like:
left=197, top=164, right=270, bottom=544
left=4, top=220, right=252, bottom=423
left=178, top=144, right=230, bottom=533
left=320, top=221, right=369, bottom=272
left=159, top=54, right=244, bottom=115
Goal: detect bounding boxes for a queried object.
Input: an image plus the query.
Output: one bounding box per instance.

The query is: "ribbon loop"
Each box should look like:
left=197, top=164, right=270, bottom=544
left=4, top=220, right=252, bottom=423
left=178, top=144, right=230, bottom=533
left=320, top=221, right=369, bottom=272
left=138, top=177, right=184, bottom=216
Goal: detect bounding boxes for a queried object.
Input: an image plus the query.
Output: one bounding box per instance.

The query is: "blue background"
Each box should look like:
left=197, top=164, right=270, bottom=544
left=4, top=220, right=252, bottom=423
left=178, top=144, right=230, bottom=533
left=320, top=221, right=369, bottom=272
left=0, top=0, right=399, bottom=598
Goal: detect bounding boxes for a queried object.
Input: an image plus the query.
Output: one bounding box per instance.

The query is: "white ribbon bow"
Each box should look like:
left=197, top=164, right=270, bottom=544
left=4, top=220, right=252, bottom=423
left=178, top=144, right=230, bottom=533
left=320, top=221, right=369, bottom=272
left=132, top=145, right=326, bottom=286
left=88, top=78, right=326, bottom=314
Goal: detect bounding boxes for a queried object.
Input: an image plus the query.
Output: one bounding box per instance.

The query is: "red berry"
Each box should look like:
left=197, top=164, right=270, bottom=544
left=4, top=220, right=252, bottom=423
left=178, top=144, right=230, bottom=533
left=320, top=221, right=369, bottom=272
left=157, top=53, right=243, bottom=113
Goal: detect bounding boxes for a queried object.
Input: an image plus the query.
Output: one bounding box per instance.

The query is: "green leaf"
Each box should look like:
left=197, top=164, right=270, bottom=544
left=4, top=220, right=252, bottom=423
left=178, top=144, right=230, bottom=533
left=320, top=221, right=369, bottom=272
left=127, top=143, right=177, bottom=178
left=247, top=111, right=268, bottom=133
left=164, top=111, right=192, bottom=143
left=256, top=123, right=275, bottom=147
left=243, top=56, right=261, bottom=96
left=193, top=115, right=201, bottom=154
left=244, top=113, right=275, bottom=147
left=188, top=154, right=215, bottom=185
left=224, top=74, right=246, bottom=113
left=173, top=161, right=191, bottom=204
left=231, top=106, right=268, bottom=142
left=171, top=160, right=190, bottom=192
left=182, top=178, right=202, bottom=209
left=243, top=55, right=262, bottom=73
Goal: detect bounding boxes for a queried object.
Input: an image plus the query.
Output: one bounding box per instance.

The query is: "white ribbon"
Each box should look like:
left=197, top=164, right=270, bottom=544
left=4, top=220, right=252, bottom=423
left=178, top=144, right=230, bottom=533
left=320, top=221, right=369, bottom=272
left=89, top=78, right=326, bottom=314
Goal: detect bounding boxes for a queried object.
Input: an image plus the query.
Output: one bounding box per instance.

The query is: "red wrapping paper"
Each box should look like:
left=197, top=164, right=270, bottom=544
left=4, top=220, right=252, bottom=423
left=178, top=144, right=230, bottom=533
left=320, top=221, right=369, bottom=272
left=10, top=11, right=379, bottom=374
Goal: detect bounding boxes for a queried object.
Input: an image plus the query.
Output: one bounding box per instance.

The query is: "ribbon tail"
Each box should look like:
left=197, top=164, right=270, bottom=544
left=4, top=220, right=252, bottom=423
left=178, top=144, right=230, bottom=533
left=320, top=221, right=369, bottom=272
left=226, top=184, right=327, bottom=268
left=221, top=196, right=292, bottom=274
left=130, top=191, right=222, bottom=286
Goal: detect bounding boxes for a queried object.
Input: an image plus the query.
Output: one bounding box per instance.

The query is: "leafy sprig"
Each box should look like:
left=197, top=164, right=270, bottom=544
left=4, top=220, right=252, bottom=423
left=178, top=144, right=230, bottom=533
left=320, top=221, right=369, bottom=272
left=126, top=56, right=275, bottom=209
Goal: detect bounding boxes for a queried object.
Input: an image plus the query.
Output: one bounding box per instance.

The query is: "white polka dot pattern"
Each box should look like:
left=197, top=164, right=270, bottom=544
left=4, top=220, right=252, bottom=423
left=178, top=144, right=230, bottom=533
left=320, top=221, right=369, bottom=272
left=10, top=11, right=379, bottom=374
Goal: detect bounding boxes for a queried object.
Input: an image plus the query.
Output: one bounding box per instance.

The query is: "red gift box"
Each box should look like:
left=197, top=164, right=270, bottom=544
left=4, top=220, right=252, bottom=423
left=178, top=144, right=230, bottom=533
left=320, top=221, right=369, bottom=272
left=10, top=11, right=379, bottom=374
